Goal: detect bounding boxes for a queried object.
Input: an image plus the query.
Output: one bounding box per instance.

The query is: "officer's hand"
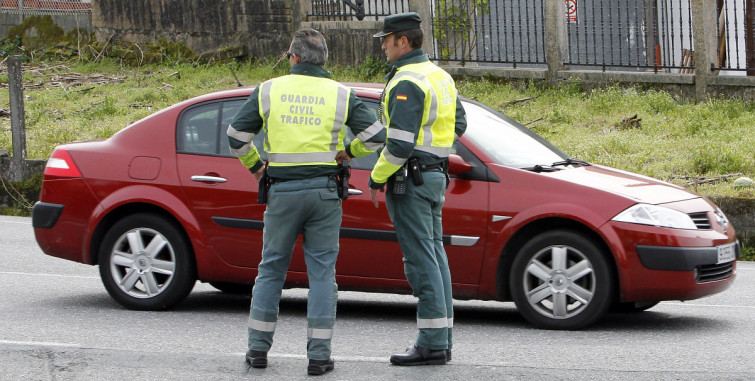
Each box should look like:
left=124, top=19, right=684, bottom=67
left=335, top=150, right=352, bottom=164
left=253, top=166, right=264, bottom=182
left=370, top=188, right=382, bottom=208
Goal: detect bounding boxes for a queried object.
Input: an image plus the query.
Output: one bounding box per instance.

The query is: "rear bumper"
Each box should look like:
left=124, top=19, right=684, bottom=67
left=32, top=201, right=64, bottom=228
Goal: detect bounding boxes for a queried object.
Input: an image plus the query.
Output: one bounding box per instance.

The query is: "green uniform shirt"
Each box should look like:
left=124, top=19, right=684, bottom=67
left=228, top=63, right=384, bottom=180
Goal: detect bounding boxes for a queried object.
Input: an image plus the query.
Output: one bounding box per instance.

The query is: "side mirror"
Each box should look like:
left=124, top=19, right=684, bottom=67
left=448, top=153, right=472, bottom=175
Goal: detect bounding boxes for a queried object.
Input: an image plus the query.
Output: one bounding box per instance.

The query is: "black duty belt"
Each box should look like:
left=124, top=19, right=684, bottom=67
left=419, top=163, right=444, bottom=171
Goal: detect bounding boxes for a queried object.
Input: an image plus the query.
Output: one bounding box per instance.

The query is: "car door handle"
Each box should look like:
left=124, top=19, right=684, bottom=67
left=348, top=189, right=363, bottom=195
left=191, top=175, right=227, bottom=183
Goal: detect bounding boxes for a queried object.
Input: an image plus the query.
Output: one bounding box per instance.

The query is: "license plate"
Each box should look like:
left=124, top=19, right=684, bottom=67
left=717, top=243, right=737, bottom=264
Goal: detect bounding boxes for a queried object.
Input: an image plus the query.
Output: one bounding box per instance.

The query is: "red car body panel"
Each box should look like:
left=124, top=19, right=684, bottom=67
left=32, top=85, right=738, bottom=317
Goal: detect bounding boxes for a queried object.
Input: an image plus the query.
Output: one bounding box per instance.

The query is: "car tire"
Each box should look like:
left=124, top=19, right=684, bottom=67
left=98, top=213, right=196, bottom=310
left=209, top=282, right=253, bottom=295
left=510, top=229, right=613, bottom=330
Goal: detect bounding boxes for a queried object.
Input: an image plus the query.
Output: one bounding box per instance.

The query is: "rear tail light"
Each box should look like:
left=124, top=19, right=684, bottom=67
left=44, top=149, right=82, bottom=178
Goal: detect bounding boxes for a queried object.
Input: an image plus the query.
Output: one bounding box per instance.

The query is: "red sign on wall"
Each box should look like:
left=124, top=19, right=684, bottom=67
left=566, top=0, right=578, bottom=23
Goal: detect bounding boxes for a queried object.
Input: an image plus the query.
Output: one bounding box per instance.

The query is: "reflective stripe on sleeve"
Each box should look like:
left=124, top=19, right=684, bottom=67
left=248, top=318, right=277, bottom=332
left=448, top=317, right=454, bottom=328
left=417, top=317, right=449, bottom=329
left=230, top=143, right=252, bottom=157
left=383, top=147, right=408, bottom=166
left=387, top=128, right=416, bottom=143
left=362, top=140, right=384, bottom=151
left=356, top=121, right=384, bottom=142
left=227, top=124, right=256, bottom=143
left=267, top=151, right=337, bottom=163
left=307, top=328, right=333, bottom=340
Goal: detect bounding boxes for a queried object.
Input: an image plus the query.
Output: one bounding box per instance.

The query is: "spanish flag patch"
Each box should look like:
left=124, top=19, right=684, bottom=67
left=396, top=94, right=408, bottom=101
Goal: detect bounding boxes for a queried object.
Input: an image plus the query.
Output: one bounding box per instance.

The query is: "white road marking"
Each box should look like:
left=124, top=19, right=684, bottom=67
left=0, top=271, right=98, bottom=280
left=0, top=219, right=31, bottom=225
left=0, top=340, right=387, bottom=363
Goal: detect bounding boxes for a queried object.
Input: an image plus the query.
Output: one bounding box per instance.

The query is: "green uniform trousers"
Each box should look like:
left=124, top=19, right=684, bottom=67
left=248, top=177, right=341, bottom=361
left=385, top=170, right=453, bottom=350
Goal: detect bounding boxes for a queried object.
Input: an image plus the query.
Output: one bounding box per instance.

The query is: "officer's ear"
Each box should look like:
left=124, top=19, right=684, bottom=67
left=289, top=52, right=302, bottom=65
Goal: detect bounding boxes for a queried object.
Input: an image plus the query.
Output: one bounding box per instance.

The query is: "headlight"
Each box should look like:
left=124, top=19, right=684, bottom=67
left=612, top=204, right=697, bottom=229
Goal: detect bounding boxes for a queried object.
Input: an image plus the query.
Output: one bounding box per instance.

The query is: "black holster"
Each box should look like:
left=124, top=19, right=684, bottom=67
left=257, top=168, right=271, bottom=204
left=337, top=159, right=350, bottom=200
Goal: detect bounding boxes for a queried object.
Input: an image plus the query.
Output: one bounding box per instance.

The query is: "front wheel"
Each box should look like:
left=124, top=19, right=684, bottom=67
left=510, top=229, right=614, bottom=330
left=98, top=213, right=196, bottom=310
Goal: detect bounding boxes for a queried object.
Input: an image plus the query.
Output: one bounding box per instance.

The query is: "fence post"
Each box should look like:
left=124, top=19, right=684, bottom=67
left=7, top=55, right=27, bottom=182
left=690, top=0, right=718, bottom=101
left=544, top=0, right=567, bottom=85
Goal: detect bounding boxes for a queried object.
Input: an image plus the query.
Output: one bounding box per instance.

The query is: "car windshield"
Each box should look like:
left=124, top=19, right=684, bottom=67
left=462, top=101, right=567, bottom=168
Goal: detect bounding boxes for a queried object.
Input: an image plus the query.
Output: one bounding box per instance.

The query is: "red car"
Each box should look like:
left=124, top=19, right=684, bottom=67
left=32, top=85, right=740, bottom=330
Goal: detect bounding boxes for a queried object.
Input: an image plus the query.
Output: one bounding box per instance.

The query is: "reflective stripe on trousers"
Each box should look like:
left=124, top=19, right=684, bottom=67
left=386, top=171, right=453, bottom=350
left=248, top=177, right=341, bottom=360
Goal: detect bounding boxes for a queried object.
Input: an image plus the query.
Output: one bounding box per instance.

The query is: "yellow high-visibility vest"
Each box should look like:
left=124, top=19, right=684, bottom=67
left=258, top=74, right=351, bottom=167
left=381, top=60, right=458, bottom=158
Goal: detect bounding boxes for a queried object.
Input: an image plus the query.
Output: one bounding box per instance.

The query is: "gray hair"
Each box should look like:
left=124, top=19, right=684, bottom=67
left=289, top=28, right=328, bottom=65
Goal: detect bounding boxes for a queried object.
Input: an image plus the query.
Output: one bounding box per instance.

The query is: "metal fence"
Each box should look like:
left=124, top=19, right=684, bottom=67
left=309, top=0, right=408, bottom=21
left=564, top=0, right=694, bottom=72
left=432, top=0, right=547, bottom=66
left=1, top=0, right=91, bottom=15
left=718, top=0, right=754, bottom=73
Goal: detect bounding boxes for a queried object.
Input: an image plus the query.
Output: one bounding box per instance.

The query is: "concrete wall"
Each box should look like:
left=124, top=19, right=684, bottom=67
left=1, top=12, right=91, bottom=37
left=89, top=0, right=384, bottom=63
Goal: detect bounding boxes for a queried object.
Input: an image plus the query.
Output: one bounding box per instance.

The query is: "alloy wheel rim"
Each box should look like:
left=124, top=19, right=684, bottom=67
left=110, top=227, right=176, bottom=299
left=523, top=245, right=595, bottom=319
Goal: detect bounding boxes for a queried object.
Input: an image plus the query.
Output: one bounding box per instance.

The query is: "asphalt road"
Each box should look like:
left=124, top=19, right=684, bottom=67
left=2, top=215, right=754, bottom=380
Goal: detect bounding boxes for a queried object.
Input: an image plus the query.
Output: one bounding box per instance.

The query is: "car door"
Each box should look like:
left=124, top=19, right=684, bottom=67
left=336, top=99, right=490, bottom=286
left=175, top=98, right=274, bottom=270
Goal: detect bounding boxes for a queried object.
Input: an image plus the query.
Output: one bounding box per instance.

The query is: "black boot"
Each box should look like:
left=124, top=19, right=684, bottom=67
left=390, top=345, right=447, bottom=366
left=245, top=350, right=268, bottom=368
left=308, top=358, right=335, bottom=375
left=446, top=349, right=452, bottom=362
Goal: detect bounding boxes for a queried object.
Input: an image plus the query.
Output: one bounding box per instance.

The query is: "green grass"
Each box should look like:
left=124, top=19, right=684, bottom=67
left=1, top=50, right=753, bottom=258
left=2, top=57, right=753, bottom=199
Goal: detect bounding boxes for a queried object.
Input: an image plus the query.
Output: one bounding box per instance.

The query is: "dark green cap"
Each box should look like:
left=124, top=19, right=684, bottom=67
left=373, top=12, right=422, bottom=38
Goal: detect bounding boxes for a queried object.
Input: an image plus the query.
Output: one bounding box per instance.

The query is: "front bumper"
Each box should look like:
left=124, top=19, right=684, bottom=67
left=605, top=220, right=738, bottom=302
left=636, top=242, right=740, bottom=271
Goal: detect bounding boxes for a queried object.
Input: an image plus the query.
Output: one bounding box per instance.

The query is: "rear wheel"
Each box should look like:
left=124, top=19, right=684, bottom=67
left=510, top=229, right=613, bottom=330
left=98, top=213, right=196, bottom=310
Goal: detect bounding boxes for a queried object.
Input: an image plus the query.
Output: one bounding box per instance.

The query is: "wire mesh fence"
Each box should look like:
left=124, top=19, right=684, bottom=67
left=1, top=0, right=91, bottom=15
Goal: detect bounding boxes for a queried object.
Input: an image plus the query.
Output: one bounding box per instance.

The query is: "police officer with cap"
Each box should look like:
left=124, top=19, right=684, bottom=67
left=228, top=28, right=385, bottom=375
left=369, top=13, right=467, bottom=366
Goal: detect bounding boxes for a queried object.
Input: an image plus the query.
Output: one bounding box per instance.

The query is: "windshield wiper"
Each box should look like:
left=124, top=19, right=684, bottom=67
left=522, top=164, right=563, bottom=173
left=551, top=158, right=591, bottom=167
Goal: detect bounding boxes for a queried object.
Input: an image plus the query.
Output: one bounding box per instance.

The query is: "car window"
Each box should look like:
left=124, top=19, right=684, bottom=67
left=178, top=103, right=220, bottom=155
left=177, top=99, right=245, bottom=156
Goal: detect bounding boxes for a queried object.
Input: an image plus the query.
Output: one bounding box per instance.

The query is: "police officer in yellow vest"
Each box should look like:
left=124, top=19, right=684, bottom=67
left=228, top=28, right=385, bottom=376
left=370, top=13, right=467, bottom=366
